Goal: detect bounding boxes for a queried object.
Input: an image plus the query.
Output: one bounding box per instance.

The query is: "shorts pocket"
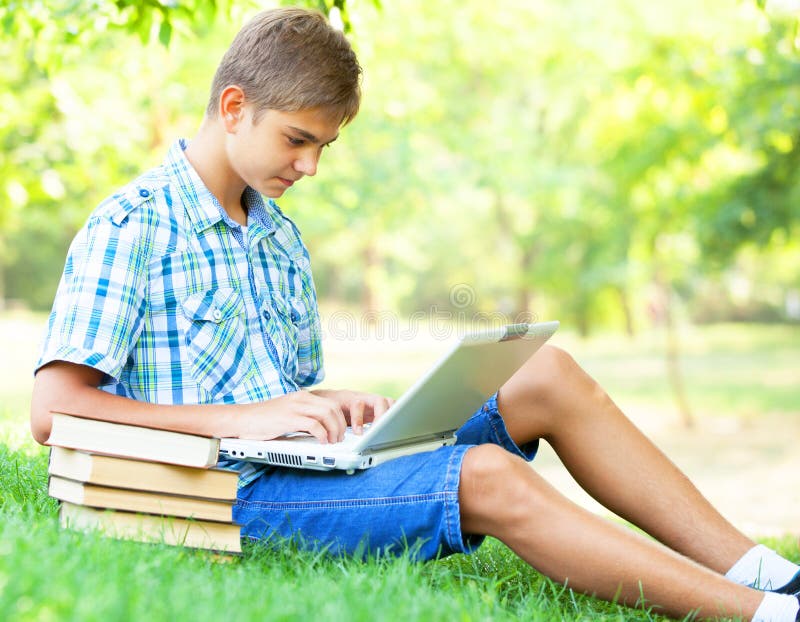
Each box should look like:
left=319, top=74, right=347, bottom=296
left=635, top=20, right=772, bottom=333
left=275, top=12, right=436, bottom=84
left=181, top=287, right=253, bottom=398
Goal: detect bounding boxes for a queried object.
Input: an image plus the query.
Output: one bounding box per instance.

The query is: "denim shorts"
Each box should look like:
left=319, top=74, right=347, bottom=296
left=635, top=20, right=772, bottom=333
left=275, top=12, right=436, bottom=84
left=233, top=392, right=539, bottom=561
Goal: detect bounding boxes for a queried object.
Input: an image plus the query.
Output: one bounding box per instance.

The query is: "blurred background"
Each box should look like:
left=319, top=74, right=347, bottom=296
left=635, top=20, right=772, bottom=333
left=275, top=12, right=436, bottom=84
left=3, top=0, right=799, bottom=328
left=1, top=0, right=799, bottom=532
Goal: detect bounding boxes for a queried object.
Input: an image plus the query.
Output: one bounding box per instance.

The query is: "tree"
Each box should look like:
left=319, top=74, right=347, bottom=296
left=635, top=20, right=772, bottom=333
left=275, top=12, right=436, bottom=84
left=0, top=0, right=371, bottom=308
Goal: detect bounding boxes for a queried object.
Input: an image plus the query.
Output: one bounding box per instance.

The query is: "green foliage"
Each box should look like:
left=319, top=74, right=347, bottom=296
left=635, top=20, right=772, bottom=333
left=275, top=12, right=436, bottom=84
left=285, top=0, right=800, bottom=330
left=0, top=0, right=237, bottom=58
left=1, top=0, right=799, bottom=332
left=289, top=0, right=382, bottom=32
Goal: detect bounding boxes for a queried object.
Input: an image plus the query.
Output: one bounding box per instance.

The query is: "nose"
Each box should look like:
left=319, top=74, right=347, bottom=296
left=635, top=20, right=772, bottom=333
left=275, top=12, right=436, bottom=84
left=294, top=150, right=319, bottom=177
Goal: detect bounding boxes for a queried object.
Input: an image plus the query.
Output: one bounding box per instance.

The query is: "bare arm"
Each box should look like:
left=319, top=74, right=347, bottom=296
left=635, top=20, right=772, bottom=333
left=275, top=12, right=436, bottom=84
left=30, top=361, right=351, bottom=446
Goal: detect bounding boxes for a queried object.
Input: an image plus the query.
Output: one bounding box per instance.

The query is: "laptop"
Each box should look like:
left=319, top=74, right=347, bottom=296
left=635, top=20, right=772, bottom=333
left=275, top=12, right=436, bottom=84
left=219, top=321, right=559, bottom=473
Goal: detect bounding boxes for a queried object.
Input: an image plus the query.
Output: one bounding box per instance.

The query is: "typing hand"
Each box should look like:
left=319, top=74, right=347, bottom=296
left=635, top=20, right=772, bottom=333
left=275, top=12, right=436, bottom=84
left=235, top=390, right=349, bottom=443
left=310, top=389, right=395, bottom=435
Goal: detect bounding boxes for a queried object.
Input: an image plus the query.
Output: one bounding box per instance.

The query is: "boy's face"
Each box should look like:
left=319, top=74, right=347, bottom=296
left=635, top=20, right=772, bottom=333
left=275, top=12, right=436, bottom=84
left=225, top=106, right=341, bottom=198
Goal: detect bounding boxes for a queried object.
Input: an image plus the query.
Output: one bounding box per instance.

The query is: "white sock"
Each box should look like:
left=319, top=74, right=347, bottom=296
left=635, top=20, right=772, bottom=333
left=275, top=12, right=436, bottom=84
left=727, top=544, right=800, bottom=590
left=752, top=592, right=799, bottom=622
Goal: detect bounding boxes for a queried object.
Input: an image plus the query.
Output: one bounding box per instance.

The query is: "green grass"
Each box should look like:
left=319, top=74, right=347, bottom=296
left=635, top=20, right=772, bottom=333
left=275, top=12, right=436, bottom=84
left=561, top=323, right=800, bottom=420
left=1, top=313, right=799, bottom=621
left=0, top=442, right=671, bottom=622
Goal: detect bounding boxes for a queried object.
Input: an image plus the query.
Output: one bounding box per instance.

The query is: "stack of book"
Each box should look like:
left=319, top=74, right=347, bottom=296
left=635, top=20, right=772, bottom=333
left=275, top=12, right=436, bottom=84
left=46, top=413, right=241, bottom=554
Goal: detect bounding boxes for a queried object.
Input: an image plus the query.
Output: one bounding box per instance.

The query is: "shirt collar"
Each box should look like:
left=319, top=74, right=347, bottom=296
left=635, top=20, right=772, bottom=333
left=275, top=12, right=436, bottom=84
left=164, top=139, right=276, bottom=237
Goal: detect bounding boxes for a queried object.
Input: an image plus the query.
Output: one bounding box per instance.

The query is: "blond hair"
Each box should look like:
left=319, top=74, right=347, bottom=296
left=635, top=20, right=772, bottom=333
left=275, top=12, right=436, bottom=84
left=207, top=7, right=362, bottom=124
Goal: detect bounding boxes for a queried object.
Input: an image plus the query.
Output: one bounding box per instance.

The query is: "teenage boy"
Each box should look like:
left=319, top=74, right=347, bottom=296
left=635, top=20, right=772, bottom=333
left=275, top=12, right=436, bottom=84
left=30, top=7, right=800, bottom=621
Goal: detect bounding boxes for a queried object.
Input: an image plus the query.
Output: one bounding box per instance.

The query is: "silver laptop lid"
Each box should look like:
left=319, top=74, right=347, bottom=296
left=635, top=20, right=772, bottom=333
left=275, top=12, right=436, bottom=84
left=351, top=321, right=559, bottom=452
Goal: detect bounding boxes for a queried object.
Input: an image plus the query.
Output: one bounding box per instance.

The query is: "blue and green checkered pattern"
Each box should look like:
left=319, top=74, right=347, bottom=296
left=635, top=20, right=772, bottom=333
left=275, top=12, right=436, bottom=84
left=38, top=139, right=325, bottom=487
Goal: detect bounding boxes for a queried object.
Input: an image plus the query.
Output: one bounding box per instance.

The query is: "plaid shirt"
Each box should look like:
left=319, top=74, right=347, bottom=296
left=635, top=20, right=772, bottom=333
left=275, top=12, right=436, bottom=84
left=38, top=139, right=325, bottom=487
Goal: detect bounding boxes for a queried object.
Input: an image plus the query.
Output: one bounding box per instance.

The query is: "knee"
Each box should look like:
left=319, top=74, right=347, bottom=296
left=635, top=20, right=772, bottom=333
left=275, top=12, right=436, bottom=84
left=458, top=445, right=533, bottom=532
left=532, top=344, right=580, bottom=382
left=503, top=344, right=585, bottom=406
left=462, top=444, right=521, bottom=486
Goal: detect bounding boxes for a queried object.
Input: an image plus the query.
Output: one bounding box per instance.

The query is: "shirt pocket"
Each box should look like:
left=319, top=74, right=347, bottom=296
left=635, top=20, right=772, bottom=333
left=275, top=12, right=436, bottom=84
left=261, top=291, right=306, bottom=379
left=181, top=287, right=253, bottom=399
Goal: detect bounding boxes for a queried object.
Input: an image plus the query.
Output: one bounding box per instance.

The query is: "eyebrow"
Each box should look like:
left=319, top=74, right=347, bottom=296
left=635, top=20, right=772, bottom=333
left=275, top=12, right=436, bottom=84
left=287, top=126, right=339, bottom=146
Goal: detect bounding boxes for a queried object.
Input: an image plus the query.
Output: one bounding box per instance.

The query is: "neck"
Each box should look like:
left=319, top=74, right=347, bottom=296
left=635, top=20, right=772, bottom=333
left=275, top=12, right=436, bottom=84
left=184, top=118, right=248, bottom=225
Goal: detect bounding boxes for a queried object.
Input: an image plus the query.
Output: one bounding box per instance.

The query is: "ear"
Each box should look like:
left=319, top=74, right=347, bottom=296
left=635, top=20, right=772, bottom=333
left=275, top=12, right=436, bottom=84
left=219, top=85, right=246, bottom=133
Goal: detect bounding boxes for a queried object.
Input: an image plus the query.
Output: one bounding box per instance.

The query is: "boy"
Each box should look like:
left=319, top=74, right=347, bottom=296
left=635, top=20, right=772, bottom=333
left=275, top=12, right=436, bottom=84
left=30, top=7, right=800, bottom=621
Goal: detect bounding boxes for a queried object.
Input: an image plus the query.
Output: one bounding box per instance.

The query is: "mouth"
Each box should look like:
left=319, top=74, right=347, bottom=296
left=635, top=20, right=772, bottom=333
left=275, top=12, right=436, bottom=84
left=277, top=177, right=296, bottom=188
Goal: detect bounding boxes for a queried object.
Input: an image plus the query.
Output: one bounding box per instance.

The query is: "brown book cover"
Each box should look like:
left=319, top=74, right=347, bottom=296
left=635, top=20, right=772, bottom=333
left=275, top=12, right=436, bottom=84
left=49, top=447, right=238, bottom=501
left=59, top=501, right=242, bottom=553
left=46, top=413, right=220, bottom=468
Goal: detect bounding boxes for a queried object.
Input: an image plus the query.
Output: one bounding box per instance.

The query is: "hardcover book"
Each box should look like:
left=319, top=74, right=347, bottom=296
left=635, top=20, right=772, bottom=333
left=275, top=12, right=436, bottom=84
left=49, top=476, right=235, bottom=523
left=46, top=413, right=220, bottom=468
left=59, top=501, right=242, bottom=553
left=48, top=447, right=238, bottom=501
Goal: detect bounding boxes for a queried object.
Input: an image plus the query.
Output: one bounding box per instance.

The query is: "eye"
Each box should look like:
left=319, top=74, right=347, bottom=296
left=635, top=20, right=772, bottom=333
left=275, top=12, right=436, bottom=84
left=287, top=136, right=305, bottom=146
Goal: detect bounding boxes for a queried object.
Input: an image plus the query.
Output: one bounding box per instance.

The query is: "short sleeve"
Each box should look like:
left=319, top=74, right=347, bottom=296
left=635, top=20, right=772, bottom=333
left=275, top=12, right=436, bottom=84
left=37, top=214, right=150, bottom=381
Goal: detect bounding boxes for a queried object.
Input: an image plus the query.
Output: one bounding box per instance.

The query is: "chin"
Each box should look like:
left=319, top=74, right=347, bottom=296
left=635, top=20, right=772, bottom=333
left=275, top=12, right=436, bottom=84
left=254, top=184, right=285, bottom=199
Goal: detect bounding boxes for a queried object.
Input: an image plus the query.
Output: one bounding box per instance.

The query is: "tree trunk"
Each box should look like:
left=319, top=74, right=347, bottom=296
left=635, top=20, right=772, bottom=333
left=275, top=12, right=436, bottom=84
left=516, top=289, right=530, bottom=318
left=516, top=245, right=538, bottom=318
left=361, top=242, right=379, bottom=323
left=0, top=234, right=6, bottom=311
left=657, top=278, right=694, bottom=428
left=491, top=188, right=540, bottom=319
left=615, top=284, right=636, bottom=338
left=576, top=300, right=590, bottom=338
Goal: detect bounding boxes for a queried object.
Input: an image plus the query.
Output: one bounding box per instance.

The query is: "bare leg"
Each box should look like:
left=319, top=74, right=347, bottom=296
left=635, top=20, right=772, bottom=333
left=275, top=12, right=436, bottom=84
left=495, top=344, right=755, bottom=574
left=459, top=444, right=764, bottom=620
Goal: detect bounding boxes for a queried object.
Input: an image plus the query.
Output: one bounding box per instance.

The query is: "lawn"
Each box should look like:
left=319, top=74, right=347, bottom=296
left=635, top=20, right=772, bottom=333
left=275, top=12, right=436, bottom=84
left=1, top=311, right=798, bottom=621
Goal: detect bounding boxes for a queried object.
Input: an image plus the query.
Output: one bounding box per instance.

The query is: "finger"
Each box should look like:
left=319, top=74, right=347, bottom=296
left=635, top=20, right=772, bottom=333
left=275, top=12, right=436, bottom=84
left=350, top=399, right=365, bottom=434
left=296, top=417, right=329, bottom=444
left=261, top=392, right=343, bottom=443
left=372, top=397, right=392, bottom=419
left=312, top=396, right=348, bottom=443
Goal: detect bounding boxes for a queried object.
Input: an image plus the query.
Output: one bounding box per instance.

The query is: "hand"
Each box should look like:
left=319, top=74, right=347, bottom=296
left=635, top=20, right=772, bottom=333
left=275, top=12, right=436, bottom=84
left=310, top=389, right=395, bottom=435
left=233, top=390, right=349, bottom=443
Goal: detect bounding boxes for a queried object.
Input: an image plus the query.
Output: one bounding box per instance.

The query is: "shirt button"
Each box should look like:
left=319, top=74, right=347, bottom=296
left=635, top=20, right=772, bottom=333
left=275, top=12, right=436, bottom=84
left=262, top=309, right=270, bottom=320
left=138, top=188, right=150, bottom=198
left=212, top=309, right=223, bottom=322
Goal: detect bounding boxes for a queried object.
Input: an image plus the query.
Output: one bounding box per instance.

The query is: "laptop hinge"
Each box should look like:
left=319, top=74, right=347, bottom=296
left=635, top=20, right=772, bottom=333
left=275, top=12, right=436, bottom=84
left=362, top=430, right=457, bottom=454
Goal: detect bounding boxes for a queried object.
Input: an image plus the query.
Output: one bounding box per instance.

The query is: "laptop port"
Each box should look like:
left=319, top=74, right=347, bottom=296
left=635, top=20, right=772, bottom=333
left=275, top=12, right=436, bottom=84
left=323, top=457, right=335, bottom=466
left=306, top=456, right=316, bottom=463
